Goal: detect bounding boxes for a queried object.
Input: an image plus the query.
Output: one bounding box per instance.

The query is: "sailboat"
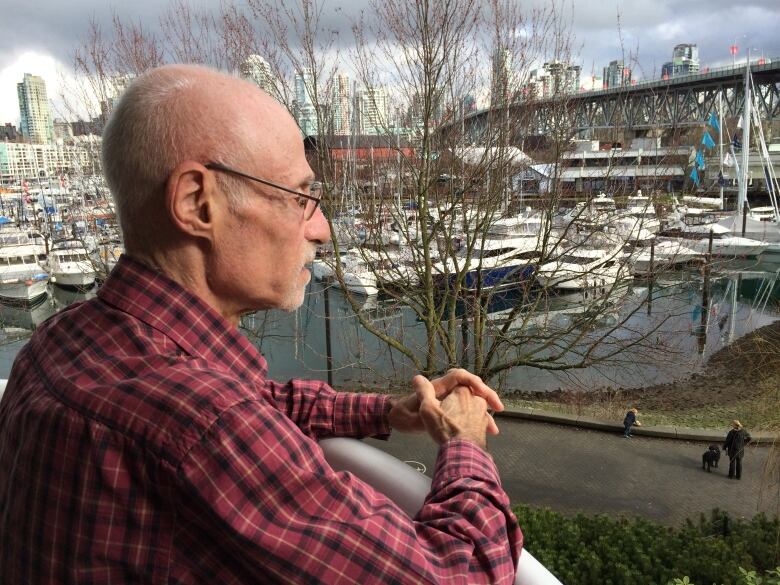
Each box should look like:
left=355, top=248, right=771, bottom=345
left=669, top=62, right=778, bottom=256
left=714, top=61, right=780, bottom=249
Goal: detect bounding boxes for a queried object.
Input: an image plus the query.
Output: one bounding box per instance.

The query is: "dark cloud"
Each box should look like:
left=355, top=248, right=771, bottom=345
left=1, top=0, right=778, bottom=80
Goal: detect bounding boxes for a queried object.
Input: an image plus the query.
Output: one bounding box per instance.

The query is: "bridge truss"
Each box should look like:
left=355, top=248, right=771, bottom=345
left=461, top=61, right=780, bottom=140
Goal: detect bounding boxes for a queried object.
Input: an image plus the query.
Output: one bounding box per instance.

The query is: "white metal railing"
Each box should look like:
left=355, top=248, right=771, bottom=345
left=321, top=437, right=562, bottom=584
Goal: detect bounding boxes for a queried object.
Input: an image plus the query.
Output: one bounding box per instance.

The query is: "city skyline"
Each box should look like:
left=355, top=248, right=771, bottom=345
left=1, top=0, right=779, bottom=125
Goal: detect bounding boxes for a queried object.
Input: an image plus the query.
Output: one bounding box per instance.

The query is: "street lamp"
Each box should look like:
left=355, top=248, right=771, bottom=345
left=730, top=35, right=747, bottom=69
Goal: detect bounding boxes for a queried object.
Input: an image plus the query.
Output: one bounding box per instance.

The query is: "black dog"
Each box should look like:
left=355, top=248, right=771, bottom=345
left=702, top=445, right=721, bottom=472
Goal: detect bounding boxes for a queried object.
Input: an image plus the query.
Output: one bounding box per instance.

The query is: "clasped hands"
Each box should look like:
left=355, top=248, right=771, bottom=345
left=387, top=369, right=504, bottom=449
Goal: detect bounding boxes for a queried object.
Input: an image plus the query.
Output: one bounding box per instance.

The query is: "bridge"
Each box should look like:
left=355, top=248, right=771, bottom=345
left=456, top=60, right=780, bottom=141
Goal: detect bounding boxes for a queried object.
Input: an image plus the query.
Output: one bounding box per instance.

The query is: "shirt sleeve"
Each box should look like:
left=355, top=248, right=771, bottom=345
left=178, top=400, right=521, bottom=584
left=263, top=377, right=392, bottom=439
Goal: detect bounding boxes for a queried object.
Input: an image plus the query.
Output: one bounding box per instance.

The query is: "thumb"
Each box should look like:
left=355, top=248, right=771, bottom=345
left=412, top=375, right=450, bottom=444
left=412, top=375, right=436, bottom=403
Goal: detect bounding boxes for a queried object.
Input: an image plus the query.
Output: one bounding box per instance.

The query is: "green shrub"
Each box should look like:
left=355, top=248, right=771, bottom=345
left=514, top=506, right=779, bottom=585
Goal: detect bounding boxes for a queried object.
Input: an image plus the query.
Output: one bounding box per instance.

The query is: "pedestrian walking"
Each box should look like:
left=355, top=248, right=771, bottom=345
left=723, top=420, right=752, bottom=480
left=623, top=407, right=642, bottom=438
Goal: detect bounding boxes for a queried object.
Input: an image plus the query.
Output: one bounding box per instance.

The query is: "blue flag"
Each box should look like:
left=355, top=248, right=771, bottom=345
left=702, top=131, right=716, bottom=149
left=708, top=112, right=720, bottom=133
left=690, top=167, right=700, bottom=186
left=696, top=150, right=705, bottom=170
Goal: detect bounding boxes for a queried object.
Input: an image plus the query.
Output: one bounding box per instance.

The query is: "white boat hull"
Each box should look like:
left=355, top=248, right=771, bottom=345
left=0, top=276, right=49, bottom=302
left=536, top=244, right=624, bottom=291
left=631, top=241, right=702, bottom=274
left=683, top=236, right=770, bottom=257
left=311, top=260, right=334, bottom=281
left=333, top=271, right=379, bottom=296
left=53, top=269, right=97, bottom=288
left=536, top=263, right=621, bottom=291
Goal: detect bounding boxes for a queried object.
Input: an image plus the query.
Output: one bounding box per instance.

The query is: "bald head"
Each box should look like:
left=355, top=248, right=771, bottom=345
left=102, top=64, right=298, bottom=250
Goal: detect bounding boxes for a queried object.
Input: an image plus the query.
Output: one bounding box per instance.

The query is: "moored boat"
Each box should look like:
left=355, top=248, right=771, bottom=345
left=48, top=239, right=97, bottom=289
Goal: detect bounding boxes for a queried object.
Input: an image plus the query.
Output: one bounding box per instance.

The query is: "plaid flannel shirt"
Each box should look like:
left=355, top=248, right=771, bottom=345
left=0, top=255, right=521, bottom=583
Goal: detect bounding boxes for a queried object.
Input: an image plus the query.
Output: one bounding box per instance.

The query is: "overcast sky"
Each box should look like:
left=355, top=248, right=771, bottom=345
left=1, top=0, right=778, bottom=124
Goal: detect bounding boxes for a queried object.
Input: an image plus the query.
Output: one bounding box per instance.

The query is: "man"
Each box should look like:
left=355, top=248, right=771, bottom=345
left=0, top=65, right=521, bottom=583
left=723, top=420, right=752, bottom=480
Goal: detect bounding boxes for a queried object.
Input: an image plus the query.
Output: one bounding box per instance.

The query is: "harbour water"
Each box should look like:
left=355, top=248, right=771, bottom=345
left=3, top=255, right=775, bottom=394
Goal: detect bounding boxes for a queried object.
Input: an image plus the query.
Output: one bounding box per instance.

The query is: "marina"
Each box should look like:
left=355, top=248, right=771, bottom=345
left=4, top=253, right=776, bottom=396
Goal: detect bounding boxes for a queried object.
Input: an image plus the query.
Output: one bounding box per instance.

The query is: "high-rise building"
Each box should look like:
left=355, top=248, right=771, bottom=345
left=53, top=118, right=73, bottom=143
left=294, top=69, right=318, bottom=137
left=406, top=91, right=444, bottom=130
left=662, top=44, right=700, bottom=79
left=602, top=60, right=632, bottom=89
left=331, top=73, right=351, bottom=136
left=239, top=55, right=281, bottom=100
left=94, top=74, right=135, bottom=131
left=354, top=86, right=388, bottom=135
left=490, top=48, right=514, bottom=106
left=543, top=60, right=581, bottom=96
left=524, top=60, right=581, bottom=99
left=17, top=73, right=53, bottom=144
left=580, top=74, right=603, bottom=92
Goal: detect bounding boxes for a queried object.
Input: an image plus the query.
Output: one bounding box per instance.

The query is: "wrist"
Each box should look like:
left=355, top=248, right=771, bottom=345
left=384, top=396, right=396, bottom=429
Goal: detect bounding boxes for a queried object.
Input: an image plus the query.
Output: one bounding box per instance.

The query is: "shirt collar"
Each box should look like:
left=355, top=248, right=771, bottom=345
left=97, top=255, right=269, bottom=380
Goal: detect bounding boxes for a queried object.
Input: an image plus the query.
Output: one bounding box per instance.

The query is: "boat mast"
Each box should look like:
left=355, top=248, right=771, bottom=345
left=737, top=58, right=751, bottom=216
left=718, top=90, right=724, bottom=211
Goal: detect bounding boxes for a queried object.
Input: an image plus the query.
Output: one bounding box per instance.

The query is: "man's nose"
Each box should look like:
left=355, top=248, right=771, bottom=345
left=305, top=206, right=331, bottom=245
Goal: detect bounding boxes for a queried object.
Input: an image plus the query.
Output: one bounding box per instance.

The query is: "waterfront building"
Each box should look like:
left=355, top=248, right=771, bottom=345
left=0, top=141, right=97, bottom=185
left=602, top=60, right=632, bottom=89
left=662, top=44, right=700, bottom=79
left=354, top=86, right=389, bottom=136
left=331, top=73, right=351, bottom=136
left=17, top=73, right=53, bottom=144
left=307, top=134, right=415, bottom=182
left=556, top=137, right=689, bottom=194
left=294, top=69, right=319, bottom=137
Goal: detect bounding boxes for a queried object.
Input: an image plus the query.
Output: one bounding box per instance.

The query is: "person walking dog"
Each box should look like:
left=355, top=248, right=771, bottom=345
left=723, top=420, right=752, bottom=480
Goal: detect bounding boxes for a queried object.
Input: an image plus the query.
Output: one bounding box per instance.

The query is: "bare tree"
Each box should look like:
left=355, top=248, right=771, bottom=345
left=63, top=0, right=692, bottom=390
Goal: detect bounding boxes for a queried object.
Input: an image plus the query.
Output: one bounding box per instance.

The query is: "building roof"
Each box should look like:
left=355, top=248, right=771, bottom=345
left=305, top=135, right=416, bottom=150
left=454, top=146, right=533, bottom=166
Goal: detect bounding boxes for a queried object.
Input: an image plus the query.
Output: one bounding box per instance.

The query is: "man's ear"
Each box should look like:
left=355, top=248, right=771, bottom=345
left=165, top=161, right=217, bottom=242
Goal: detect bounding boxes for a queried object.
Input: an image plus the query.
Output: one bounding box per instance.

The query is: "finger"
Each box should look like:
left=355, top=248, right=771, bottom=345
left=412, top=374, right=438, bottom=405
left=418, top=376, right=474, bottom=444
left=486, top=412, right=499, bottom=435
left=413, top=374, right=445, bottom=423
left=444, top=369, right=504, bottom=412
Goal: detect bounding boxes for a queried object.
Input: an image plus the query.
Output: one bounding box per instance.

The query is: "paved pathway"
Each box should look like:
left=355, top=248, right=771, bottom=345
left=367, top=418, right=776, bottom=526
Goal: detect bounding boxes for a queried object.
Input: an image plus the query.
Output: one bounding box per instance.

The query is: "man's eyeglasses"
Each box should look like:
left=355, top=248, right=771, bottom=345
left=205, top=162, right=322, bottom=221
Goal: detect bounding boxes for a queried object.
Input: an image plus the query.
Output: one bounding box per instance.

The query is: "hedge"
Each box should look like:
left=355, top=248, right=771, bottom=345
left=514, top=506, right=779, bottom=585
